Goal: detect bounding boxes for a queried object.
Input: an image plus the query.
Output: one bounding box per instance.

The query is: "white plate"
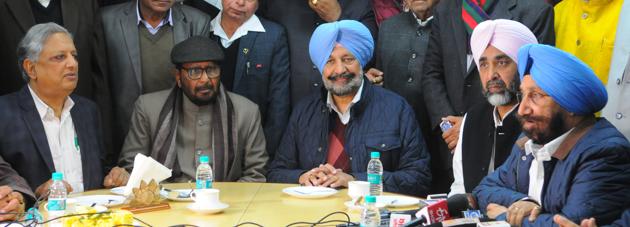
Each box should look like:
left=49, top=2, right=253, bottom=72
left=68, top=195, right=126, bottom=207
left=344, top=201, right=386, bottom=211
left=109, top=186, right=125, bottom=195
left=187, top=202, right=229, bottom=214
left=376, top=195, right=419, bottom=207
left=282, top=186, right=338, bottom=199
left=160, top=189, right=194, bottom=201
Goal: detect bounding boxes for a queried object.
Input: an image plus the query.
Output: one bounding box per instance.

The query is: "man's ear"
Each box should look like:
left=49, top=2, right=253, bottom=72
left=23, top=59, right=37, bottom=81
left=174, top=69, right=182, bottom=88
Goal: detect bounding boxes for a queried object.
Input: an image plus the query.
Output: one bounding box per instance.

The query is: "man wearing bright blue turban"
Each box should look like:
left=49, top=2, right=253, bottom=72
left=474, top=44, right=630, bottom=226
left=268, top=20, right=432, bottom=196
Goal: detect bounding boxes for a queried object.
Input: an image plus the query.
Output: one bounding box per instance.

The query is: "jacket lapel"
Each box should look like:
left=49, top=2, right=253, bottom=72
left=60, top=0, right=79, bottom=34
left=121, top=1, right=143, bottom=88
left=234, top=32, right=259, bottom=90
left=450, top=3, right=469, bottom=79
left=18, top=87, right=55, bottom=173
left=172, top=5, right=189, bottom=44
left=70, top=100, right=93, bottom=187
left=489, top=0, right=516, bottom=20
left=5, top=0, right=36, bottom=33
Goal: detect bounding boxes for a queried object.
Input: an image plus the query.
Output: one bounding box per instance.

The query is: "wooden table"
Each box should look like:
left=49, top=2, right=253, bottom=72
left=61, top=182, right=419, bottom=226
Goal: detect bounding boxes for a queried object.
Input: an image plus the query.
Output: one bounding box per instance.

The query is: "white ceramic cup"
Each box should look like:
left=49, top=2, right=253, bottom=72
left=190, top=189, right=220, bottom=208
left=347, top=181, right=370, bottom=200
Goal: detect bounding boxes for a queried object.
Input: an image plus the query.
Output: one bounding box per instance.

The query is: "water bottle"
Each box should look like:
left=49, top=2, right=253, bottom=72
left=367, top=151, right=383, bottom=196
left=360, top=195, right=381, bottom=227
left=47, top=172, right=67, bottom=220
left=196, top=155, right=213, bottom=189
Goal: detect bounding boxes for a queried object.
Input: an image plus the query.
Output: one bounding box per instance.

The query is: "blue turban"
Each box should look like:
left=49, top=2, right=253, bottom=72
left=517, top=44, right=607, bottom=115
left=308, top=20, right=374, bottom=75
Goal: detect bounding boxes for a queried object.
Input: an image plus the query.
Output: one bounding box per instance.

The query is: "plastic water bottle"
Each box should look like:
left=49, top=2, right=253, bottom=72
left=360, top=195, right=381, bottom=227
left=47, top=172, right=67, bottom=221
left=196, top=155, right=213, bottom=189
left=367, top=151, right=383, bottom=196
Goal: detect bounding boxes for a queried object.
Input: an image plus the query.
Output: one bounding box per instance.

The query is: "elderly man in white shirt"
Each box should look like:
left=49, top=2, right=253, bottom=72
left=0, top=23, right=127, bottom=199
left=208, top=0, right=290, bottom=160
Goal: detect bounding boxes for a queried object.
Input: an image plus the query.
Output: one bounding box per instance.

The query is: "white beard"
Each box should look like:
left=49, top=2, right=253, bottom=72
left=487, top=92, right=512, bottom=106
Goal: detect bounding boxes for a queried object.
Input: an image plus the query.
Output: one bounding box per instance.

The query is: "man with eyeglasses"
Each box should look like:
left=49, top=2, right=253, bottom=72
left=268, top=21, right=431, bottom=196
left=473, top=44, right=630, bottom=226
left=111, top=36, right=268, bottom=183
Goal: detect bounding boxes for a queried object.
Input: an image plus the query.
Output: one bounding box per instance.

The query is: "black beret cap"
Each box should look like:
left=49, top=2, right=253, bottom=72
left=171, top=36, right=224, bottom=65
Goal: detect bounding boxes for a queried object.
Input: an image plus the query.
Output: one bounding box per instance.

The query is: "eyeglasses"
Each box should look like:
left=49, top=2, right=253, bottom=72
left=325, top=57, right=357, bottom=67
left=519, top=90, right=549, bottom=105
left=181, top=66, right=220, bottom=80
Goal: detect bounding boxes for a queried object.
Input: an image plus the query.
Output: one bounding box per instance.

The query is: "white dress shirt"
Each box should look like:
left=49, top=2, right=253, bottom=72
left=136, top=3, right=173, bottom=35
left=29, top=86, right=84, bottom=193
left=210, top=12, right=266, bottom=48
left=38, top=0, right=50, bottom=8
left=525, top=129, right=572, bottom=206
left=326, top=81, right=365, bottom=125
left=449, top=105, right=517, bottom=196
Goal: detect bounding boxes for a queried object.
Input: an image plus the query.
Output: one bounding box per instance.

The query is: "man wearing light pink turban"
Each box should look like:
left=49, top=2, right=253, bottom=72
left=449, top=19, right=537, bottom=198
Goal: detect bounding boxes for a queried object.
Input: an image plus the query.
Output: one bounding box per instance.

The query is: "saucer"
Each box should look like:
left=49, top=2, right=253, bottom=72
left=187, top=202, right=229, bottom=214
left=282, top=186, right=338, bottom=199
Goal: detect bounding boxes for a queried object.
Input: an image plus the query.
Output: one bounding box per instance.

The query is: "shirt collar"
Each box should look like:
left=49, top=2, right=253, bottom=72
left=210, top=12, right=266, bottom=48
left=492, top=104, right=518, bottom=127
left=136, top=2, right=173, bottom=28
left=28, top=85, right=74, bottom=121
left=326, top=80, right=364, bottom=125
left=204, top=0, right=222, bottom=9
left=412, top=13, right=433, bottom=27
left=525, top=128, right=574, bottom=162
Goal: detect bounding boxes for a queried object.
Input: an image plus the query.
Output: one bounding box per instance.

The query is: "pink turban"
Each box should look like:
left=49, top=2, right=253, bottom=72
left=470, top=19, right=538, bottom=69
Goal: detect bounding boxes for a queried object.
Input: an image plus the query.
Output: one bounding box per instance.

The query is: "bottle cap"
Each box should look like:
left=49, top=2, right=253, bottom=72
left=52, top=172, right=63, bottom=181
left=365, top=195, right=376, bottom=203
left=370, top=152, right=380, bottom=159
left=200, top=155, right=210, bottom=163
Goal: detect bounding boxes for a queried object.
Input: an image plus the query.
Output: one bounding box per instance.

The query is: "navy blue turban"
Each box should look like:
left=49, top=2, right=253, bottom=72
left=308, top=20, right=374, bottom=75
left=517, top=44, right=607, bottom=115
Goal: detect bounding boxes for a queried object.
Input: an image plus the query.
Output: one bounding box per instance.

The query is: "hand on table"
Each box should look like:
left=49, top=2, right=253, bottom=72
left=103, top=166, right=130, bottom=188
left=0, top=186, right=25, bottom=221
left=35, top=179, right=73, bottom=199
left=506, top=200, right=542, bottom=226
left=553, top=215, right=597, bottom=227
left=298, top=164, right=354, bottom=188
left=441, top=116, right=463, bottom=151
left=308, top=0, right=341, bottom=22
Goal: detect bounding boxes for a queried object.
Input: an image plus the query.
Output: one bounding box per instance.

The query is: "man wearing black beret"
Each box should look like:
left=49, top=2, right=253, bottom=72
left=107, top=36, right=268, bottom=183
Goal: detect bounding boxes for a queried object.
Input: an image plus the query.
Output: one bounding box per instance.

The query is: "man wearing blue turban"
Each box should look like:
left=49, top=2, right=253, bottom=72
left=268, top=20, right=432, bottom=196
left=474, top=44, right=630, bottom=226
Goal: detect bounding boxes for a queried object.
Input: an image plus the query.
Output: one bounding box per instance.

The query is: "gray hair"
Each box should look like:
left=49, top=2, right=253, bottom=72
left=16, top=22, right=73, bottom=82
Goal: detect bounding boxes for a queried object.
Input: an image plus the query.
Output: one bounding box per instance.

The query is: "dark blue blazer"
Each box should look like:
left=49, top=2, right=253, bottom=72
left=213, top=17, right=290, bottom=159
left=0, top=86, right=105, bottom=192
left=473, top=119, right=630, bottom=226
left=268, top=82, right=432, bottom=196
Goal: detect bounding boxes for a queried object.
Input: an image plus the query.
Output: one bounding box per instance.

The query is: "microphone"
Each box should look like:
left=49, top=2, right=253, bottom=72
left=403, top=194, right=470, bottom=227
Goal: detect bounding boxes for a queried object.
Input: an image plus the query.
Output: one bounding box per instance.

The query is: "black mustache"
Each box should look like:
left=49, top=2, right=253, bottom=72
left=328, top=73, right=355, bottom=81
left=487, top=78, right=507, bottom=88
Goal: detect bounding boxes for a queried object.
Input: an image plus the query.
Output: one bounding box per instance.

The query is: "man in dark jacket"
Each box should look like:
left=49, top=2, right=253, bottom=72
left=473, top=44, right=630, bottom=226
left=268, top=21, right=431, bottom=196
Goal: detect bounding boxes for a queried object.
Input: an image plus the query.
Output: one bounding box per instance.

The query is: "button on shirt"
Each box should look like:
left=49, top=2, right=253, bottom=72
left=210, top=12, right=266, bottom=48
left=525, top=129, right=573, bottom=205
left=29, top=86, right=83, bottom=193
left=136, top=3, right=173, bottom=35
left=326, top=81, right=364, bottom=125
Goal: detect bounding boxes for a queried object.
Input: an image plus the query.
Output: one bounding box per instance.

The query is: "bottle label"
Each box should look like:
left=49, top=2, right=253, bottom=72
left=47, top=199, right=66, bottom=211
left=367, top=174, right=381, bottom=184
left=196, top=180, right=213, bottom=189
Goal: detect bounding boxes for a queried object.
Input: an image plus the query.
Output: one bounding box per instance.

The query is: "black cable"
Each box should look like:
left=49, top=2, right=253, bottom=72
left=134, top=216, right=153, bottom=227
left=285, top=211, right=352, bottom=227
left=233, top=222, right=265, bottom=227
